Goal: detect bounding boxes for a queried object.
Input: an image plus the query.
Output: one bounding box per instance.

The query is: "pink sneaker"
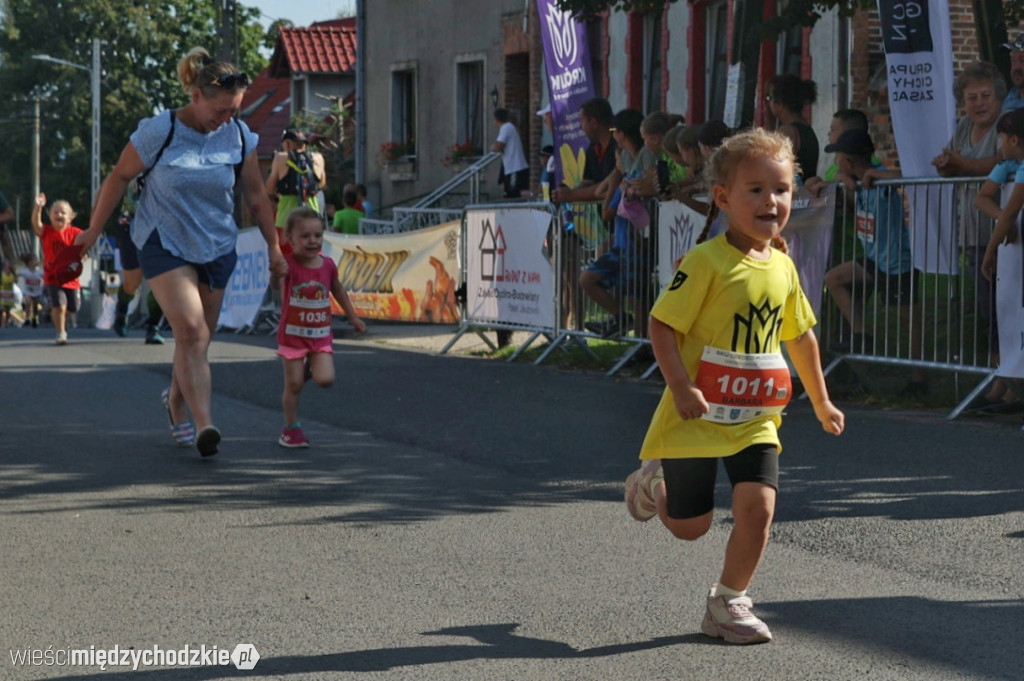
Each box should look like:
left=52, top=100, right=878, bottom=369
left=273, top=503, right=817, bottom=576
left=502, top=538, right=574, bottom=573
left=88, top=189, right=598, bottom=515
left=278, top=426, right=310, bottom=448
left=701, top=588, right=773, bottom=644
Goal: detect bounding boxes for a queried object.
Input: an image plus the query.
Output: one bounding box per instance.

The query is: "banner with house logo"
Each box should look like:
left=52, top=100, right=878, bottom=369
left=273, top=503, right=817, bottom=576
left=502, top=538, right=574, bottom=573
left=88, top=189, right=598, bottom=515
left=537, top=0, right=596, bottom=188
left=218, top=227, right=271, bottom=329
left=656, top=187, right=835, bottom=315
left=321, top=221, right=461, bottom=323
left=876, top=0, right=957, bottom=274
left=465, top=207, right=556, bottom=329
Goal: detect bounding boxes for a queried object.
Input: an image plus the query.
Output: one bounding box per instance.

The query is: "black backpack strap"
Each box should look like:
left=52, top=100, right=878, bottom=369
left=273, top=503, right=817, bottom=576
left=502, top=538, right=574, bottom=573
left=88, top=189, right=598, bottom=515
left=234, top=118, right=246, bottom=187
left=137, top=110, right=176, bottom=188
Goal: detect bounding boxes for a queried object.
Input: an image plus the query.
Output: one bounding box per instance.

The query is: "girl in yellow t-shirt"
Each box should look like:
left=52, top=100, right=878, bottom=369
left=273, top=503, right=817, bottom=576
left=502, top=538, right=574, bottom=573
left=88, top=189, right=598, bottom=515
left=624, top=128, right=845, bottom=645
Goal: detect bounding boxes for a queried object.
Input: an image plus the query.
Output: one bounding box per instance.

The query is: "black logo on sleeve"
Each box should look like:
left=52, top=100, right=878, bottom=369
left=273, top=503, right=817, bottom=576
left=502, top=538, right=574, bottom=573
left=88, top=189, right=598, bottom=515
left=668, top=270, right=688, bottom=291
left=732, top=299, right=782, bottom=353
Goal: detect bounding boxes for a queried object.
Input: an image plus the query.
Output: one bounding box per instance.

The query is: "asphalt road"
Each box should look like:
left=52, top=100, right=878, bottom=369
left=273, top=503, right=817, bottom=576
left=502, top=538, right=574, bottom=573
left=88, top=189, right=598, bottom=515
left=1, top=324, right=1021, bottom=681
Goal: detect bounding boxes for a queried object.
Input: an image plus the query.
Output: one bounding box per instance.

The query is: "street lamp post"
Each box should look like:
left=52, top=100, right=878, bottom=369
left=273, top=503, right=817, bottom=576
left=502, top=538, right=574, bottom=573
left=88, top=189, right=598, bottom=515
left=32, top=38, right=101, bottom=204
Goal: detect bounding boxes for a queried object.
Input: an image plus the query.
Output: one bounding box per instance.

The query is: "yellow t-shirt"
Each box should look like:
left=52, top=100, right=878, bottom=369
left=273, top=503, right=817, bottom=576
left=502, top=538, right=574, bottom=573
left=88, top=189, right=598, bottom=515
left=640, top=234, right=816, bottom=459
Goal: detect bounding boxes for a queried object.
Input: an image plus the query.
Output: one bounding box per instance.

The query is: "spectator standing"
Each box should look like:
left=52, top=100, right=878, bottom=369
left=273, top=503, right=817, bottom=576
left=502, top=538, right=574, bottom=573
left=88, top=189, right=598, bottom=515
left=266, top=128, right=327, bottom=225
left=491, top=108, right=530, bottom=199
left=0, top=189, right=14, bottom=263
left=551, top=97, right=618, bottom=203
left=766, top=74, right=820, bottom=181
left=17, top=253, right=44, bottom=328
left=1002, top=34, right=1024, bottom=110
left=331, top=189, right=365, bottom=235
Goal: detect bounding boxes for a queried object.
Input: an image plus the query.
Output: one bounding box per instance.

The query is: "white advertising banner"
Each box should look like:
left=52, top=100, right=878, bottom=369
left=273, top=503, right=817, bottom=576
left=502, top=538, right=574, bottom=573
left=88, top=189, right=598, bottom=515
left=656, top=188, right=835, bottom=317
left=996, top=187, right=1024, bottom=379
left=784, top=186, right=837, bottom=317
left=321, top=221, right=461, bottom=323
left=465, top=208, right=556, bottom=329
left=876, top=0, right=957, bottom=274
left=656, top=200, right=706, bottom=290
left=218, top=227, right=271, bottom=329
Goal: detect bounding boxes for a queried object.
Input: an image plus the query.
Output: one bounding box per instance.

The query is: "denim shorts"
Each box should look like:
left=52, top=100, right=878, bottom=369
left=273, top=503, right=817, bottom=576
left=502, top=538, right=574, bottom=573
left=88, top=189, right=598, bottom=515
left=138, top=230, right=238, bottom=290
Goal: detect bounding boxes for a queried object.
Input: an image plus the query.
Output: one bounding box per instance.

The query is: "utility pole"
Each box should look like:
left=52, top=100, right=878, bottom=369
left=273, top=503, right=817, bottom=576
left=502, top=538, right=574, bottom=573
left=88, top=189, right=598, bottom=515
left=217, top=0, right=239, bottom=65
left=33, top=98, right=40, bottom=258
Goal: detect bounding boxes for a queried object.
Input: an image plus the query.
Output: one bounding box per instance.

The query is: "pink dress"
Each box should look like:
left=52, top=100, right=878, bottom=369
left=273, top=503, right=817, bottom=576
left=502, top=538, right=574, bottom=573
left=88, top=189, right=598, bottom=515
left=276, top=253, right=337, bottom=359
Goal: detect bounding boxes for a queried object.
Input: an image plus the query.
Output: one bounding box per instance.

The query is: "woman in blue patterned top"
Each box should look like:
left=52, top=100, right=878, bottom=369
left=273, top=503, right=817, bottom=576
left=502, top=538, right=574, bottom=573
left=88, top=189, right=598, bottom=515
left=77, top=47, right=288, bottom=457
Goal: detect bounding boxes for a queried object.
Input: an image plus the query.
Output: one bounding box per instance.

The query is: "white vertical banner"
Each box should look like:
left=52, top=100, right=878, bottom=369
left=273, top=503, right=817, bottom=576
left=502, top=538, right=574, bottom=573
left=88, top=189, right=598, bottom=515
left=218, top=227, right=270, bottom=329
left=784, top=186, right=837, bottom=317
left=465, top=207, right=556, bottom=329
left=876, top=0, right=957, bottom=274
left=996, top=185, right=1024, bottom=379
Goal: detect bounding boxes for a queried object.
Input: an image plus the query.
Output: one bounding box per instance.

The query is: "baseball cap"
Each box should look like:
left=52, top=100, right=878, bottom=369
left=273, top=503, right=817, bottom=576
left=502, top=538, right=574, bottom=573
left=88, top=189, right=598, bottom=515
left=49, top=244, right=85, bottom=285
left=540, top=144, right=554, bottom=157
left=282, top=128, right=308, bottom=143
left=536, top=105, right=551, bottom=116
left=824, top=129, right=875, bottom=156
left=1003, top=34, right=1024, bottom=50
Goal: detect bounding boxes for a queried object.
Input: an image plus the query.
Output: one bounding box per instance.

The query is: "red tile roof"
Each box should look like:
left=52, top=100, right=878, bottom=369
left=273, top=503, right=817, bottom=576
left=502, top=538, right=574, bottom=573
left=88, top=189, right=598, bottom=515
left=269, top=22, right=358, bottom=78
left=239, top=68, right=292, bottom=158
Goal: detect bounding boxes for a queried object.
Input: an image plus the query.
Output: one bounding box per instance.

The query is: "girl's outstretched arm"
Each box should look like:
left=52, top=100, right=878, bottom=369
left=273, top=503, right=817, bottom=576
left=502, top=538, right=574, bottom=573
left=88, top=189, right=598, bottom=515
left=785, top=330, right=845, bottom=435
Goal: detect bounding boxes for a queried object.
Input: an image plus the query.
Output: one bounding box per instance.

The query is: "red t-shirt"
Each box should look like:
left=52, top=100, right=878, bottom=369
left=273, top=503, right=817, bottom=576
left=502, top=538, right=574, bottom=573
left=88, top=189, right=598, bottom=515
left=41, top=224, right=84, bottom=289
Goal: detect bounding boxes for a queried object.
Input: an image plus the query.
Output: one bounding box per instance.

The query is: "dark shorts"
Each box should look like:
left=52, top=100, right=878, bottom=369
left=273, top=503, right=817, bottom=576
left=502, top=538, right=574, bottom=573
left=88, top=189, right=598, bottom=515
left=867, top=262, right=918, bottom=307
left=502, top=169, right=529, bottom=198
left=118, top=221, right=140, bottom=271
left=46, top=285, right=80, bottom=312
left=586, top=247, right=648, bottom=293
left=138, top=230, right=237, bottom=290
left=661, top=444, right=780, bottom=519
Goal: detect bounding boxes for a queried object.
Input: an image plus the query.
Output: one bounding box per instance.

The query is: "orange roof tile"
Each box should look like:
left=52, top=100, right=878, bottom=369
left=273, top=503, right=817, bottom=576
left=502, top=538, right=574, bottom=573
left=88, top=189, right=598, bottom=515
left=269, top=24, right=357, bottom=77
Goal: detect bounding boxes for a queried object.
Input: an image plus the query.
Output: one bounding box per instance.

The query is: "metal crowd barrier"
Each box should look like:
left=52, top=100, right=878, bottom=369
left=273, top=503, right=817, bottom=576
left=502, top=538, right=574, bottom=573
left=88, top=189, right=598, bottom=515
left=818, top=175, right=998, bottom=418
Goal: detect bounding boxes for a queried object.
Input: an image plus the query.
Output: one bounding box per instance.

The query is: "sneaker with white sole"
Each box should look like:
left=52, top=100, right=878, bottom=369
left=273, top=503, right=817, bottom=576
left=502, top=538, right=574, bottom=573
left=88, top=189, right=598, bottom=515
left=278, top=426, right=310, bottom=448
left=56, top=331, right=68, bottom=345
left=624, top=458, right=663, bottom=521
left=701, top=587, right=773, bottom=644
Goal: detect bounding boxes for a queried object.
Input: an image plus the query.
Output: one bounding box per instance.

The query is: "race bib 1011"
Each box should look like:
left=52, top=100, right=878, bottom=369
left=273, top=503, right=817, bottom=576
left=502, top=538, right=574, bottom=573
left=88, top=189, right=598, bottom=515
left=695, top=347, right=792, bottom=424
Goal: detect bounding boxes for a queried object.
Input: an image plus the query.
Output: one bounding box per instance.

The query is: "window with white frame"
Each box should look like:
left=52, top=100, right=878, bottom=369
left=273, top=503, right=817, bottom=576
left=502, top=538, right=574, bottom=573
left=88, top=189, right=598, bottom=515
left=391, top=62, right=417, bottom=157
left=455, top=57, right=485, bottom=153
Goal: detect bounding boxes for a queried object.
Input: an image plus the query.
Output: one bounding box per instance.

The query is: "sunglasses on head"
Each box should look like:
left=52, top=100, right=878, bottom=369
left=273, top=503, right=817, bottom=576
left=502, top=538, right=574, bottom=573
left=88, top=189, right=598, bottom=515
left=210, top=72, right=249, bottom=89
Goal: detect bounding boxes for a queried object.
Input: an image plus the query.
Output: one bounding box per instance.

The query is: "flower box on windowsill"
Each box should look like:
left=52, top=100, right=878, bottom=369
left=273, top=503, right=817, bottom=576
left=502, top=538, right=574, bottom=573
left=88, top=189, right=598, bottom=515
left=448, top=157, right=481, bottom=174
left=385, top=158, right=415, bottom=180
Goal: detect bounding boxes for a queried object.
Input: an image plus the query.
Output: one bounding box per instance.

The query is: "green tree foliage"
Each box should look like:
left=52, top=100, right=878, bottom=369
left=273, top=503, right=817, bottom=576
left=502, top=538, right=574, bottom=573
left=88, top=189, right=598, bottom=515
left=0, top=0, right=269, bottom=224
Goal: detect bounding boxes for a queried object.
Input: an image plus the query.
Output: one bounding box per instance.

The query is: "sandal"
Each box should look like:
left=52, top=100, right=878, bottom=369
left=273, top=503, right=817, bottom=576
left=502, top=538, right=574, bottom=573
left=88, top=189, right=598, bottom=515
left=161, top=388, right=195, bottom=447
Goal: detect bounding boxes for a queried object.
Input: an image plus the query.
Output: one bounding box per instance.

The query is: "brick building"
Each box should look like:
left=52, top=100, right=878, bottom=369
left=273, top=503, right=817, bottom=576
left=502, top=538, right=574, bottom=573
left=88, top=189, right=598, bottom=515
left=359, top=1, right=1004, bottom=209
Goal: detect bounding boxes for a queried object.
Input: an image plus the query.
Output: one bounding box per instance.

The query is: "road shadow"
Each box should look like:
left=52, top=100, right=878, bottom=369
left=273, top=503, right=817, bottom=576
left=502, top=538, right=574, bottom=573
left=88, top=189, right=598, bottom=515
left=27, top=623, right=698, bottom=679
left=2, top=336, right=1022, bottom=528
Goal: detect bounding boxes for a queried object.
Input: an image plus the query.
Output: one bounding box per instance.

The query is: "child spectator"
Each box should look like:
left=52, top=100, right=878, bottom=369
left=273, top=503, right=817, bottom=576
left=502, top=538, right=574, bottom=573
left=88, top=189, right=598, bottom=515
left=822, top=129, right=928, bottom=392
left=698, top=120, right=731, bottom=161
left=31, top=193, right=83, bottom=345
left=624, top=127, right=844, bottom=644
left=355, top=184, right=373, bottom=218
left=331, top=189, right=365, bottom=235
left=17, top=253, right=44, bottom=328
left=277, top=207, right=366, bottom=448
left=0, top=259, right=16, bottom=327
left=805, top=109, right=874, bottom=195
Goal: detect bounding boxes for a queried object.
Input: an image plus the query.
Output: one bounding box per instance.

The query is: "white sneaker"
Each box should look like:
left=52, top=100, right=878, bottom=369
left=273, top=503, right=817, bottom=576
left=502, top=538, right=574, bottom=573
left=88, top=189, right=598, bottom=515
left=701, top=587, right=773, bottom=644
left=56, top=331, right=68, bottom=346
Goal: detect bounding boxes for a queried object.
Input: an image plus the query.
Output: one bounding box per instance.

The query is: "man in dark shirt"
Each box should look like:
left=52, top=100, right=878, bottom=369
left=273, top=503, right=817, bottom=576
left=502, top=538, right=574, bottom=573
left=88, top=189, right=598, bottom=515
left=552, top=97, right=618, bottom=203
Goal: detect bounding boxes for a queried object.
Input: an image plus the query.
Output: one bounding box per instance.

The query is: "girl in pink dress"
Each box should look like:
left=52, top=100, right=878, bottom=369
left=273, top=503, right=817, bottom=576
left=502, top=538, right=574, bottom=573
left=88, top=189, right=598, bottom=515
left=276, top=207, right=365, bottom=447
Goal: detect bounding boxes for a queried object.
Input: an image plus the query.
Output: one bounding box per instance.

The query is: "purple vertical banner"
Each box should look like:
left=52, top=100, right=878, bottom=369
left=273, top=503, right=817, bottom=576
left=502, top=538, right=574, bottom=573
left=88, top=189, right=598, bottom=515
left=537, top=0, right=596, bottom=188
